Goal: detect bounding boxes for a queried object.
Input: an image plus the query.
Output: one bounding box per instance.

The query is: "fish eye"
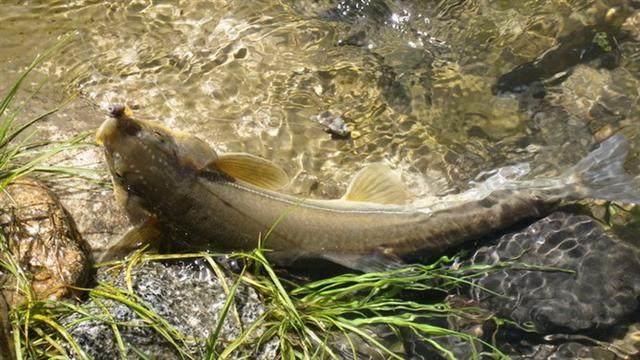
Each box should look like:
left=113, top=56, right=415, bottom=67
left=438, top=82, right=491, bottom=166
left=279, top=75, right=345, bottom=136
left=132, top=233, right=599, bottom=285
left=153, top=130, right=168, bottom=144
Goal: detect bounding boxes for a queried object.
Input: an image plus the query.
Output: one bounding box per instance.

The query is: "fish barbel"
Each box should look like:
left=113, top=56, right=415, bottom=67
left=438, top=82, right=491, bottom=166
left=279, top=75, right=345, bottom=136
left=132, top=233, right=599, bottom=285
left=97, top=105, right=640, bottom=271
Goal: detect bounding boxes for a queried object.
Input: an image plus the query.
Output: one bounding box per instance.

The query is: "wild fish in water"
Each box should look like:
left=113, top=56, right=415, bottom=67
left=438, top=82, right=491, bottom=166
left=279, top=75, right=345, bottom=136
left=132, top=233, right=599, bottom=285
left=97, top=105, right=640, bottom=272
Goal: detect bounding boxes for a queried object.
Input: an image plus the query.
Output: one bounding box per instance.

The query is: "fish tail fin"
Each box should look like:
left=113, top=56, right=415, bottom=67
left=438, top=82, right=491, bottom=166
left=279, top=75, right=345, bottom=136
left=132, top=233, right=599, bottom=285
left=564, top=134, right=640, bottom=204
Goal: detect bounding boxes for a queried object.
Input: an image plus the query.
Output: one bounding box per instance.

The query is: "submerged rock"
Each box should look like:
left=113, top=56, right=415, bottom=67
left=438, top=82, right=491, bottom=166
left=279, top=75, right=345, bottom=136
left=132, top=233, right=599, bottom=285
left=406, top=311, right=633, bottom=360
left=468, top=212, right=640, bottom=333
left=413, top=212, right=640, bottom=359
left=493, top=5, right=632, bottom=94
left=611, top=322, right=640, bottom=358
left=501, top=338, right=620, bottom=360
left=497, top=322, right=640, bottom=359
left=320, top=0, right=392, bottom=24
left=0, top=178, right=90, bottom=306
left=314, top=111, right=352, bottom=139
left=66, top=260, right=276, bottom=359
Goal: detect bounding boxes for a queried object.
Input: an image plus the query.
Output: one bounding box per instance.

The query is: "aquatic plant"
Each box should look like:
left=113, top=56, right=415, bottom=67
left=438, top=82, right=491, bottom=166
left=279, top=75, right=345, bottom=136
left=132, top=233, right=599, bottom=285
left=215, top=251, right=507, bottom=359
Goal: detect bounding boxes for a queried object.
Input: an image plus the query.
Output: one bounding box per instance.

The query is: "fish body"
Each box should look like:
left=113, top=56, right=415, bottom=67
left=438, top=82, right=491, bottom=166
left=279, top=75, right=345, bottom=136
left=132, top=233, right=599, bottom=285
left=170, top=178, right=548, bottom=267
left=97, top=105, right=640, bottom=271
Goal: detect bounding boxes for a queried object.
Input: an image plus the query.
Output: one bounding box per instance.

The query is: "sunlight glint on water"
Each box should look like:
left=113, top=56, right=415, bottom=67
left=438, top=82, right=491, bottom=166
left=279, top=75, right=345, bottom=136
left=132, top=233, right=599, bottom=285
left=0, top=0, right=638, bottom=200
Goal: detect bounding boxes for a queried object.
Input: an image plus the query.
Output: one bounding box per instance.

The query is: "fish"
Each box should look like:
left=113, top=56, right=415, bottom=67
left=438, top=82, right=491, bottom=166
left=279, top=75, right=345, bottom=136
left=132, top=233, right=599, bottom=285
left=97, top=105, right=640, bottom=272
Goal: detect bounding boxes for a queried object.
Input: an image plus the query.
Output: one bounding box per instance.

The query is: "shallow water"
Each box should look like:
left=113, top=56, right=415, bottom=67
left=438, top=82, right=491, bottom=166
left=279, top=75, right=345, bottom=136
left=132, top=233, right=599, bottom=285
left=2, top=0, right=640, bottom=357
left=2, top=0, right=639, bottom=200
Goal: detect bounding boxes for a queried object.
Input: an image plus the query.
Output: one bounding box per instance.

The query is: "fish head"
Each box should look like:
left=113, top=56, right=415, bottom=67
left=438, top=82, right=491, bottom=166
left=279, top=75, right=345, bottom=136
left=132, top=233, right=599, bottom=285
left=96, top=105, right=219, bottom=200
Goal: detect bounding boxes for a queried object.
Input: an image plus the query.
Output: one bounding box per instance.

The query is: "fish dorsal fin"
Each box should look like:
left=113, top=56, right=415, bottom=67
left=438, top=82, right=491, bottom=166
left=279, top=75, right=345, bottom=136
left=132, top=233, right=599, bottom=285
left=215, top=153, right=289, bottom=190
left=342, top=163, right=409, bottom=205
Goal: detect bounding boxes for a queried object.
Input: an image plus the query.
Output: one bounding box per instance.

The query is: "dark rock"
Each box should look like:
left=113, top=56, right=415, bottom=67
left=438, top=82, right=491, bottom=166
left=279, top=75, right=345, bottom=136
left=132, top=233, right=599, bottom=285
left=493, top=6, right=633, bottom=94
left=65, top=259, right=276, bottom=359
left=468, top=212, right=640, bottom=333
left=404, top=300, right=635, bottom=359
left=402, top=317, right=488, bottom=359
left=501, top=339, right=619, bottom=360
left=329, top=324, right=401, bottom=359
left=315, top=111, right=352, bottom=139
left=0, top=178, right=90, bottom=306
left=337, top=30, right=369, bottom=47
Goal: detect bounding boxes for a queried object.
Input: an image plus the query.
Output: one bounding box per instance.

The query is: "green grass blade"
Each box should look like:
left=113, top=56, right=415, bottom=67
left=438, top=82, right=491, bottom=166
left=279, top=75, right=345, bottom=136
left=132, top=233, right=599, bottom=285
left=205, top=266, right=246, bottom=359
left=30, top=314, right=88, bottom=360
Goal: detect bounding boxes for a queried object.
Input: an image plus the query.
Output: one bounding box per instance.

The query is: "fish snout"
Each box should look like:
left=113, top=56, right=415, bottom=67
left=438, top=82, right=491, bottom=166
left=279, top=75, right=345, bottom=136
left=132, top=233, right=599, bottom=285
left=109, top=104, right=132, bottom=119
left=97, top=105, right=140, bottom=145
left=96, top=116, right=117, bottom=146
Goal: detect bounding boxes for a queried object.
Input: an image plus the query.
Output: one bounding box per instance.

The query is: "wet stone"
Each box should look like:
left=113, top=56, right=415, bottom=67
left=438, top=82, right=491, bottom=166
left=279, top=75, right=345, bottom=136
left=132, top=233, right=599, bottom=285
left=406, top=308, right=634, bottom=360
left=65, top=260, right=276, bottom=359
left=0, top=178, right=90, bottom=306
left=314, top=111, right=352, bottom=139
left=467, top=212, right=640, bottom=333
left=500, top=338, right=619, bottom=360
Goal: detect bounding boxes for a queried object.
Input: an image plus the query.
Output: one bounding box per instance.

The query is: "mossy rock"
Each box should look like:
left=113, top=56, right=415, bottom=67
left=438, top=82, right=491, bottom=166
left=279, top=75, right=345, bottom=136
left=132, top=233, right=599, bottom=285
left=0, top=178, right=91, bottom=306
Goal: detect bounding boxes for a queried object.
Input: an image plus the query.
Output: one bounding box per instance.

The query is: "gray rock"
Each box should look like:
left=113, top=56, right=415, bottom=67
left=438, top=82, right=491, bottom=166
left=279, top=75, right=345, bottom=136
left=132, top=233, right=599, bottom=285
left=66, top=259, right=276, bottom=359
left=468, top=212, right=640, bottom=333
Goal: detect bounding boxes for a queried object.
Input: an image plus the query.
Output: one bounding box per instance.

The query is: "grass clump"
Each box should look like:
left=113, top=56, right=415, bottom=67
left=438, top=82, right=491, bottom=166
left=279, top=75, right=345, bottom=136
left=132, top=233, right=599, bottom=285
left=85, top=249, right=509, bottom=360
left=0, top=35, right=98, bottom=360
left=217, top=250, right=507, bottom=360
left=0, top=35, right=90, bottom=190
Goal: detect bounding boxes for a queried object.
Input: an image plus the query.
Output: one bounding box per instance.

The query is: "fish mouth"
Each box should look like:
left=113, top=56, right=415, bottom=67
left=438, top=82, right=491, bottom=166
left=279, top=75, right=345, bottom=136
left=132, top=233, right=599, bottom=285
left=96, top=105, right=135, bottom=146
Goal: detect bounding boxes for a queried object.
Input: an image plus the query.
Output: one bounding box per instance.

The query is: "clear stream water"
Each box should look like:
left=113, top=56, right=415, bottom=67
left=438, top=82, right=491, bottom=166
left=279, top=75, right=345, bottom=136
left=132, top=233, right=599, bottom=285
left=1, top=0, right=640, bottom=355
left=2, top=0, right=639, bottom=200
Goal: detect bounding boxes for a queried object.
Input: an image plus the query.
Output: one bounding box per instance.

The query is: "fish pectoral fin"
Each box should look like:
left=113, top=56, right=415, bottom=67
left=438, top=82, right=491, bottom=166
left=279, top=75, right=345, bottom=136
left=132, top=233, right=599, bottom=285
left=213, top=152, right=289, bottom=190
left=100, top=218, right=161, bottom=263
left=176, top=135, right=219, bottom=171
left=342, top=163, right=410, bottom=205
left=322, top=250, right=405, bottom=273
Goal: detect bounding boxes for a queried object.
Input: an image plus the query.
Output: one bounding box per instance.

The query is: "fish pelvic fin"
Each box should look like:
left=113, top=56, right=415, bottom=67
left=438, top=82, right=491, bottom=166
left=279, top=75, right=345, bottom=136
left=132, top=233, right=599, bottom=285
left=564, top=134, right=640, bottom=204
left=322, top=251, right=405, bottom=273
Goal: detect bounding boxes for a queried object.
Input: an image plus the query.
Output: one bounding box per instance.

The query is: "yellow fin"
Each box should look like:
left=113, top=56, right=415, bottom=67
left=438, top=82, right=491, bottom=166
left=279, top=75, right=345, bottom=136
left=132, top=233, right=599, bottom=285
left=100, top=218, right=161, bottom=262
left=342, top=163, right=409, bottom=205
left=216, top=153, right=289, bottom=190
